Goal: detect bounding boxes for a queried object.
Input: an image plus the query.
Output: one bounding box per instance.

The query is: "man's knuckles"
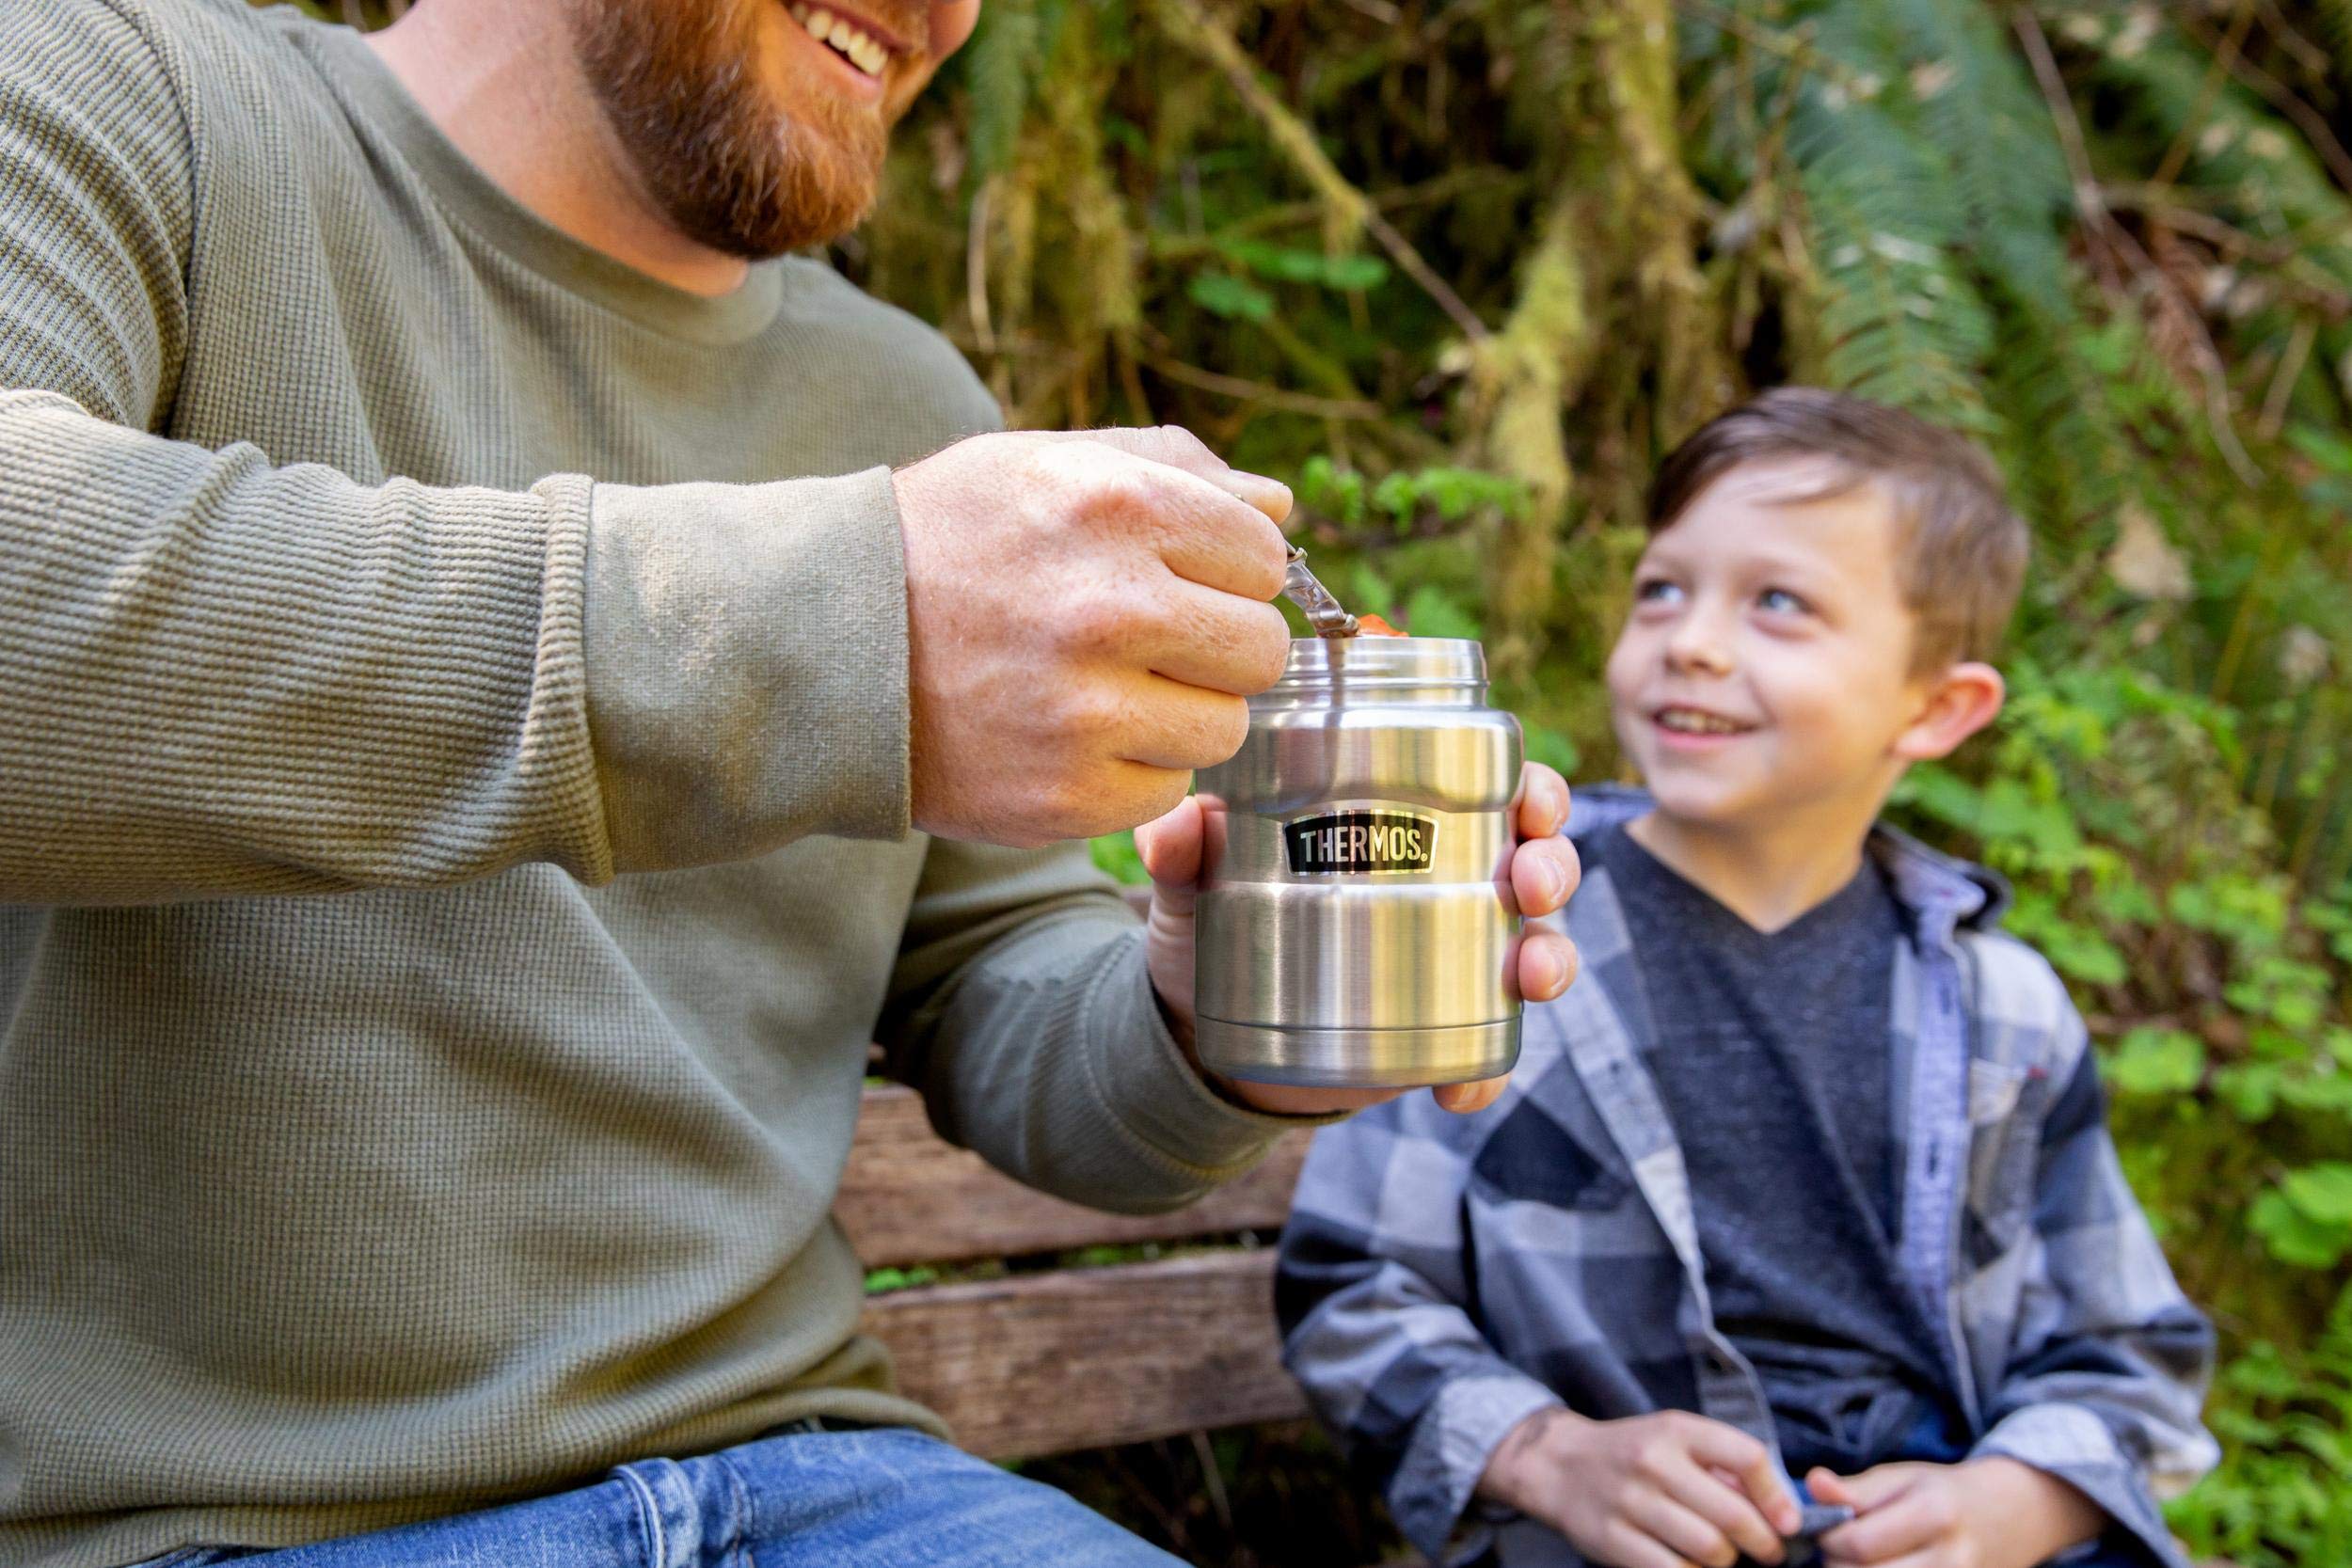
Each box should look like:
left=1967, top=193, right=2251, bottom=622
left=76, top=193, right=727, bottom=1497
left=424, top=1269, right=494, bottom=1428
left=1051, top=584, right=1142, bottom=661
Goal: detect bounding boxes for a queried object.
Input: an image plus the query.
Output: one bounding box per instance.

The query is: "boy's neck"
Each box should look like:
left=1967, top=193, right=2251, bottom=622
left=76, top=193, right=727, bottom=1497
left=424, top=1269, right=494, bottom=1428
left=1625, top=799, right=1879, bottom=935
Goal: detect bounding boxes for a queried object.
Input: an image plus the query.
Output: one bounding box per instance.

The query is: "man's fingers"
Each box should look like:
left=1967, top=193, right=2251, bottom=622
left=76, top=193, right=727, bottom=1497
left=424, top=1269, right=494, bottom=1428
left=1055, top=425, right=1295, bottom=526
left=1233, top=1083, right=1402, bottom=1116
left=1025, top=433, right=1291, bottom=596
left=1136, top=578, right=1293, bottom=695
left=1514, top=763, right=1571, bottom=839
left=1111, top=677, right=1251, bottom=772
left=1139, top=468, right=1292, bottom=596
left=1511, top=836, right=1581, bottom=918
left=1432, top=1075, right=1509, bottom=1115
left=1516, top=928, right=1579, bottom=1002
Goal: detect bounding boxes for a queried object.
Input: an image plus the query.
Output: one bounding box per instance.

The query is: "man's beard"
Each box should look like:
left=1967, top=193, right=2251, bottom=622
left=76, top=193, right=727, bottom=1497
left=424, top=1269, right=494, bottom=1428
left=566, top=0, right=893, bottom=260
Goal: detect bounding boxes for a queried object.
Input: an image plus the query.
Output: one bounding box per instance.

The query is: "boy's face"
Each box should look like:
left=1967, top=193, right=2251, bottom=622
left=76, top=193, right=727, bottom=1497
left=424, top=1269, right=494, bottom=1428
left=1605, top=458, right=1944, bottom=832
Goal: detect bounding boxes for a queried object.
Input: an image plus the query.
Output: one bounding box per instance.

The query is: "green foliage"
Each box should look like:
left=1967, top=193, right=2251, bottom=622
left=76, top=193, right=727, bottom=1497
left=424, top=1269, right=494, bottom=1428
left=2165, top=1285, right=2352, bottom=1565
left=861, top=1265, right=940, bottom=1295
left=864, top=7, right=2352, bottom=1553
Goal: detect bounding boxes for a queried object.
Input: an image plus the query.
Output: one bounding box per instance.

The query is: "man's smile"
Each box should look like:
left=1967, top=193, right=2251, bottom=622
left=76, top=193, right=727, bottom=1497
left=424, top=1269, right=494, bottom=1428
left=787, top=2, right=908, bottom=93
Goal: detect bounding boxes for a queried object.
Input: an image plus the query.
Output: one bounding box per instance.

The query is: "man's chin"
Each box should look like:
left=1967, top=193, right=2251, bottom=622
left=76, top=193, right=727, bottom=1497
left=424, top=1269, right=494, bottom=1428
left=689, top=125, right=884, bottom=259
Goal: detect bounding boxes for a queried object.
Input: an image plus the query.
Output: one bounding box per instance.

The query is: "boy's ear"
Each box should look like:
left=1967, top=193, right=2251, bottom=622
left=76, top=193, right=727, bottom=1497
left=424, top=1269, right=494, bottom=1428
left=1892, top=661, right=2005, bottom=763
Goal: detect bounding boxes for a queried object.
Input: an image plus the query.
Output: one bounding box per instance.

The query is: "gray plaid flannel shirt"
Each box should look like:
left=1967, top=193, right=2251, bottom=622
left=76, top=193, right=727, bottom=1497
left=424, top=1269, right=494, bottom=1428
left=1277, top=789, right=2217, bottom=1567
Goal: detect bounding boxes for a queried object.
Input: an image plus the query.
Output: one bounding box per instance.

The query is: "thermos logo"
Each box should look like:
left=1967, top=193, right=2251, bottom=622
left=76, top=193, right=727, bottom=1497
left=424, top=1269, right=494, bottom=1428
left=1283, top=811, right=1437, bottom=876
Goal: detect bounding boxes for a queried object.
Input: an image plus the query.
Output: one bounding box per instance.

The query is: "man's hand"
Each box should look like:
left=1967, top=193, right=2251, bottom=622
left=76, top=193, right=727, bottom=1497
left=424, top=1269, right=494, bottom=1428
left=894, top=426, right=1295, bottom=848
left=1478, top=1407, right=1803, bottom=1568
left=1135, top=761, right=1581, bottom=1117
left=1808, top=1459, right=2105, bottom=1568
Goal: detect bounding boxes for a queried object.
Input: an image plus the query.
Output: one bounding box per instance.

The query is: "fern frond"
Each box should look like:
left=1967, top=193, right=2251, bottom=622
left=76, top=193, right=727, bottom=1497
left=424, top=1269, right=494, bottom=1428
left=1787, top=87, right=1996, bottom=428
left=963, top=0, right=1045, bottom=185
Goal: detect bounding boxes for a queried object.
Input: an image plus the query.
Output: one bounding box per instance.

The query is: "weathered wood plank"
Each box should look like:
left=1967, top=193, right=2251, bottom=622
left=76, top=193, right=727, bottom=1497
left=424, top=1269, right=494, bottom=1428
left=838, top=1085, right=1311, bottom=1268
left=861, top=1250, right=1310, bottom=1459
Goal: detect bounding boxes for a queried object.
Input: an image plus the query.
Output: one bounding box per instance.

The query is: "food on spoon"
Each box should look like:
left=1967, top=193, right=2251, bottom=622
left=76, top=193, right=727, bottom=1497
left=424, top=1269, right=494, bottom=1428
left=1354, top=613, right=1406, bottom=637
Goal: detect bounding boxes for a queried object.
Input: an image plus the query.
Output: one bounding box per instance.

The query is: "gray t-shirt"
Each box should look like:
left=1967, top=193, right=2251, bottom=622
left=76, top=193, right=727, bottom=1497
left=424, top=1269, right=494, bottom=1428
left=1590, top=823, right=1958, bottom=1474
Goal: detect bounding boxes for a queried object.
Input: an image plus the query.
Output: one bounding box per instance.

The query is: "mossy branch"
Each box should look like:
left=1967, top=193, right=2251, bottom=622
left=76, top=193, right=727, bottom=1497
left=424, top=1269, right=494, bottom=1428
left=1147, top=0, right=1488, bottom=342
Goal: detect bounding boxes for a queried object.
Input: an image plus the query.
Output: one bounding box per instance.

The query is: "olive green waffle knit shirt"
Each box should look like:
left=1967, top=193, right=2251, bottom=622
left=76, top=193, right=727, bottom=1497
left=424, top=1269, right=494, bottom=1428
left=0, top=4, right=1298, bottom=1564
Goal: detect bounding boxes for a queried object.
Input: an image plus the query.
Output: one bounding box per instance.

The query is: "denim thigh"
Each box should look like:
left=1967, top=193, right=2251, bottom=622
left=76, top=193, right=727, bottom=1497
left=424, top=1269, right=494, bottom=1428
left=133, top=1427, right=1183, bottom=1568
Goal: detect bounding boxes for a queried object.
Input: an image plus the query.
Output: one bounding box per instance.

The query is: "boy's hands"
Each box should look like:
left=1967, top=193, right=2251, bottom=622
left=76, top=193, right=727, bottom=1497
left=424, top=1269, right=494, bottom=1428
left=1479, top=1407, right=1803, bottom=1568
left=1807, top=1458, right=2105, bottom=1568
left=1136, top=762, right=1581, bottom=1117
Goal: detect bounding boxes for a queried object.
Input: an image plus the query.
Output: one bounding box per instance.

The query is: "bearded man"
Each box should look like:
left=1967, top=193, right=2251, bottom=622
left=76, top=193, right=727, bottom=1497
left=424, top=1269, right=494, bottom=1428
left=0, top=2, right=1581, bottom=1564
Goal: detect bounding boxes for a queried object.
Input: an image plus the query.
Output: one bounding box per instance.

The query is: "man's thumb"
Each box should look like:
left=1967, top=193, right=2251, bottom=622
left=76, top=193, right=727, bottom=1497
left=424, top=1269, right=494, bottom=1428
left=1134, top=795, right=1205, bottom=916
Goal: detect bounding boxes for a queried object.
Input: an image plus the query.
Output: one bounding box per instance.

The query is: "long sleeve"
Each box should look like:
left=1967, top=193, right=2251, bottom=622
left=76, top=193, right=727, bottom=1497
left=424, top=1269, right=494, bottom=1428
left=1970, top=1026, right=2219, bottom=1567
left=1278, top=1103, right=1563, bottom=1564
left=0, top=2, right=914, bottom=903
left=876, top=836, right=1315, bottom=1213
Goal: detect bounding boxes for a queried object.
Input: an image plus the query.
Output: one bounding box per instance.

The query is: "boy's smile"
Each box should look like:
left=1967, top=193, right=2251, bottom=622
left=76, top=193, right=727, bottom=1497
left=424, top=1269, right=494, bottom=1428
left=1606, top=457, right=1935, bottom=835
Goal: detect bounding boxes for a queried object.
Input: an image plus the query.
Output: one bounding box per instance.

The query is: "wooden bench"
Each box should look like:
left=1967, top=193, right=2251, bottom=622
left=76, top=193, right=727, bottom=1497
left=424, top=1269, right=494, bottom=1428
left=835, top=1083, right=1315, bottom=1460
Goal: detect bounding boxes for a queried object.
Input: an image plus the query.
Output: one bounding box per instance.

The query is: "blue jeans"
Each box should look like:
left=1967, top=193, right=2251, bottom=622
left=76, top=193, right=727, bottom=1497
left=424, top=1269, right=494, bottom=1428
left=134, top=1426, right=1184, bottom=1568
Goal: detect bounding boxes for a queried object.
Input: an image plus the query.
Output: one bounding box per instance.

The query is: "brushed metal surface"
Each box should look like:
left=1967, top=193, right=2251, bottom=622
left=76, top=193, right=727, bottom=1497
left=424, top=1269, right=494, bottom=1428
left=1193, top=637, right=1523, bottom=1087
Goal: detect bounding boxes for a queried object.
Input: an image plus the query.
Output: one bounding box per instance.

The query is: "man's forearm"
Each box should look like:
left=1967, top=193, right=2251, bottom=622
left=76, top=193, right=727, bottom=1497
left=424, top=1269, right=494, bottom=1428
left=0, top=395, right=913, bottom=902
left=886, top=885, right=1295, bottom=1214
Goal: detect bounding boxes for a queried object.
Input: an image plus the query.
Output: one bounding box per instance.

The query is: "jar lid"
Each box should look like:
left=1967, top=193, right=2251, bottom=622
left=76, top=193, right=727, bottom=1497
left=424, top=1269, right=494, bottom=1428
left=1275, top=636, right=1488, bottom=692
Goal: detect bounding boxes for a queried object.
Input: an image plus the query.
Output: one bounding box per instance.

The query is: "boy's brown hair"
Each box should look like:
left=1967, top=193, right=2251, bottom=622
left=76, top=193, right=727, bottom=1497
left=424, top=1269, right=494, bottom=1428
left=1647, top=388, right=2029, bottom=672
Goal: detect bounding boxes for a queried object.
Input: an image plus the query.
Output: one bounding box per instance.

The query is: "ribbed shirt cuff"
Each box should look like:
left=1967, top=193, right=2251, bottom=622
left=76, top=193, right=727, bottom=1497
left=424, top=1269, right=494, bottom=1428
left=582, top=467, right=912, bottom=870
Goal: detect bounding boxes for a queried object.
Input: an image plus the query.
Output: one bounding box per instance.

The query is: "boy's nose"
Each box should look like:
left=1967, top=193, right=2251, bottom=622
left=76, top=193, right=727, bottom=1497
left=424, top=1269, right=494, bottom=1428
left=1662, top=619, right=1734, bottom=676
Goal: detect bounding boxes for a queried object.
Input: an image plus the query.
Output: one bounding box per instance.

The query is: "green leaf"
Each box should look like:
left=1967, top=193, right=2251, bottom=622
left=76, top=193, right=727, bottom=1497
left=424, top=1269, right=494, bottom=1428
left=863, top=1265, right=939, bottom=1295
left=1371, top=472, right=1420, bottom=522
left=2103, top=1027, right=2205, bottom=1096
left=2216, top=1063, right=2284, bottom=1122
left=2282, top=1164, right=2352, bottom=1227
left=1185, top=272, right=1275, bottom=322
left=2251, top=1189, right=2352, bottom=1270
left=1403, top=583, right=1482, bottom=641
left=1217, top=238, right=1391, bottom=292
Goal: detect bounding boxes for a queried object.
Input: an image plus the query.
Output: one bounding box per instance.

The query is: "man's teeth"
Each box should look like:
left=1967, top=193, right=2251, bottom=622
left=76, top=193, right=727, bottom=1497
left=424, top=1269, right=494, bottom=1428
left=1658, top=709, right=1747, bottom=736
left=788, top=3, right=889, bottom=77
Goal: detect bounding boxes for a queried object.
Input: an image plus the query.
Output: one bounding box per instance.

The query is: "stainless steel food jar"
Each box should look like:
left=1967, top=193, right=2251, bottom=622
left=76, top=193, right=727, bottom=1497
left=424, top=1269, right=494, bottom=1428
left=1191, top=636, right=1523, bottom=1087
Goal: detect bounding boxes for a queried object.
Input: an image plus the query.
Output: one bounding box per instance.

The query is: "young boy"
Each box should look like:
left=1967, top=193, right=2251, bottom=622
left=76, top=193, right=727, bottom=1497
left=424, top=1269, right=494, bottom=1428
left=1277, top=389, right=2217, bottom=1568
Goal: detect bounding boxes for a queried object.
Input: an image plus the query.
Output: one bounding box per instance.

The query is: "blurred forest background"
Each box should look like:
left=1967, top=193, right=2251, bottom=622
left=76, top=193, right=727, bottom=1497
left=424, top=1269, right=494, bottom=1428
left=310, top=0, right=2351, bottom=1562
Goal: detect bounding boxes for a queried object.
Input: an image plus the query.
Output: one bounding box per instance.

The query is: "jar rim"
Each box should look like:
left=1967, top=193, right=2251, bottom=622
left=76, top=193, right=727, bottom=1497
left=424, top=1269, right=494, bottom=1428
left=1275, top=635, right=1487, bottom=689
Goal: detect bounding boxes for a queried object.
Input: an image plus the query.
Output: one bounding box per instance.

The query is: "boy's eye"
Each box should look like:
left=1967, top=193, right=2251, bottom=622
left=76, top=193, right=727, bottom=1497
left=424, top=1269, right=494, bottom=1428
left=1634, top=578, right=1685, bottom=606
left=1756, top=587, right=1810, bottom=615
